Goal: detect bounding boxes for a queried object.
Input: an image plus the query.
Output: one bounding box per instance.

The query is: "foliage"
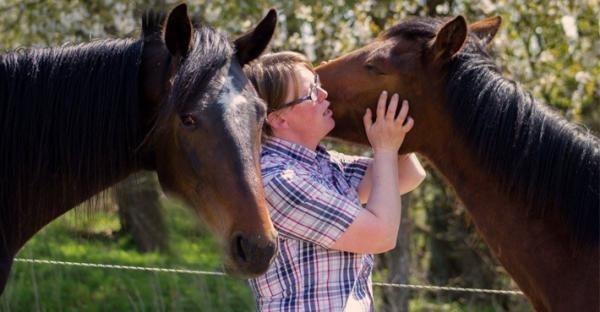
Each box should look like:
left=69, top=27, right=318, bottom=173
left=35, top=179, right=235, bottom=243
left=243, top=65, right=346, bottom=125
left=1, top=0, right=595, bottom=122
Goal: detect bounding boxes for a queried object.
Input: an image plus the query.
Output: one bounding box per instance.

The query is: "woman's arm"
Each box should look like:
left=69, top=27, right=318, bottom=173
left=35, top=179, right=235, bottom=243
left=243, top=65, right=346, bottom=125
left=357, top=153, right=426, bottom=203
left=397, top=153, right=426, bottom=193
left=332, top=92, right=416, bottom=254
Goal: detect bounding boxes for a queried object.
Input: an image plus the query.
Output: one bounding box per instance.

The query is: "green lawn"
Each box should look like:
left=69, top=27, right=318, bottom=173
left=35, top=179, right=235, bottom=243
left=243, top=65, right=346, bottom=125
left=1, top=198, right=255, bottom=312
left=0, top=196, right=529, bottom=311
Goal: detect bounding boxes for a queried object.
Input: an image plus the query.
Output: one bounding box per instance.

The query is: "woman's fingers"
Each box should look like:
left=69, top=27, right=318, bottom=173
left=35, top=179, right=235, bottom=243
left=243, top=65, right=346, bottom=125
left=366, top=91, right=414, bottom=152
left=396, top=100, right=409, bottom=125
left=363, top=108, right=373, bottom=130
left=386, top=93, right=399, bottom=121
left=372, top=91, right=412, bottom=132
left=377, top=91, right=387, bottom=120
left=402, top=116, right=414, bottom=132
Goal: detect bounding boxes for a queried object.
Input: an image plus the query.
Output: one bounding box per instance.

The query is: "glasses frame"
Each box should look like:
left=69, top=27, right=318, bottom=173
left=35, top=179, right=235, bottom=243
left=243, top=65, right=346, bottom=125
left=276, top=74, right=321, bottom=111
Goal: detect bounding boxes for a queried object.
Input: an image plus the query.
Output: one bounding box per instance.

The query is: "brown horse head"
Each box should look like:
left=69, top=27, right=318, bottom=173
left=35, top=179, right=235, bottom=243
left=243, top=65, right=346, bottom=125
left=138, top=4, right=278, bottom=277
left=317, top=15, right=501, bottom=155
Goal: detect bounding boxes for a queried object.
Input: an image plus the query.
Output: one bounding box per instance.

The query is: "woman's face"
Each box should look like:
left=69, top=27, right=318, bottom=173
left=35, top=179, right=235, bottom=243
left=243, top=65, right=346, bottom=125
left=279, top=65, right=334, bottom=142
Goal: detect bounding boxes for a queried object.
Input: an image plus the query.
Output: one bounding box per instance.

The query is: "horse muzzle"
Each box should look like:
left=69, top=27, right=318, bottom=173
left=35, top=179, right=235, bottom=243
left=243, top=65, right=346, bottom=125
left=228, top=231, right=278, bottom=277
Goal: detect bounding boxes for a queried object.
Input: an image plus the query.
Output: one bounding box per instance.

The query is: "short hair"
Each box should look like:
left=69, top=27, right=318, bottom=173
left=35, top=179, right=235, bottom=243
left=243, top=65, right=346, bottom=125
left=243, top=51, right=314, bottom=136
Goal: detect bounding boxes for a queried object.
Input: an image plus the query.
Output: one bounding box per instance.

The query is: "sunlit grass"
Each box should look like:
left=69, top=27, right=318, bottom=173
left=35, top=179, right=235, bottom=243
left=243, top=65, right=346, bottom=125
left=1, top=197, right=255, bottom=312
left=1, top=193, right=529, bottom=311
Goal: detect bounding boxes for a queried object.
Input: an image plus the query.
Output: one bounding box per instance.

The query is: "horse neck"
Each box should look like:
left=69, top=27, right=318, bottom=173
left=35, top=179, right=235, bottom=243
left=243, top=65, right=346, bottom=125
left=419, top=58, right=599, bottom=309
left=0, top=40, right=145, bottom=250
left=421, top=133, right=525, bottom=230
left=422, top=138, right=597, bottom=311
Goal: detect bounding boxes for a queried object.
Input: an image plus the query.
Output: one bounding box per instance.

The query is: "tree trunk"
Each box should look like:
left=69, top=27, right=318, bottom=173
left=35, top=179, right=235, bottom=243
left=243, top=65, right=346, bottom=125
left=377, top=194, right=411, bottom=312
left=426, top=171, right=500, bottom=306
left=115, top=171, right=168, bottom=253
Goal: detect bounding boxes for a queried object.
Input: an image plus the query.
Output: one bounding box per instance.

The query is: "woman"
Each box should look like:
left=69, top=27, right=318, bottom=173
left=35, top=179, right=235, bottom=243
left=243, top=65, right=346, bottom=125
left=244, top=51, right=426, bottom=311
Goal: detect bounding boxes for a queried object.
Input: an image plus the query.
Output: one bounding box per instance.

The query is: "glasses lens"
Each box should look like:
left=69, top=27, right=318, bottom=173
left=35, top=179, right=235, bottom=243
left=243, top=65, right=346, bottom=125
left=310, top=74, right=320, bottom=101
left=310, top=85, right=318, bottom=102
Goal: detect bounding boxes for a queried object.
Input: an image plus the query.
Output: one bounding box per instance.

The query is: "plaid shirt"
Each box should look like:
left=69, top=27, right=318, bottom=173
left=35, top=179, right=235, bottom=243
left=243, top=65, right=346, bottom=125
left=249, top=137, right=374, bottom=312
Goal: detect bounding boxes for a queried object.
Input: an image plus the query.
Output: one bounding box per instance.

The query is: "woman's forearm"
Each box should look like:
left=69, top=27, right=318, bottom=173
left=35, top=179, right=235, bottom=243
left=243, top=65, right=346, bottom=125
left=362, top=151, right=402, bottom=250
left=397, top=153, right=426, bottom=194
left=357, top=153, right=425, bottom=202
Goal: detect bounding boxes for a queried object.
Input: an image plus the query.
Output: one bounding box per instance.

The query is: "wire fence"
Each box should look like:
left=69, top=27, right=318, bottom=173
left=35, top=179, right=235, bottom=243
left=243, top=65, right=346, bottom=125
left=14, top=258, right=524, bottom=296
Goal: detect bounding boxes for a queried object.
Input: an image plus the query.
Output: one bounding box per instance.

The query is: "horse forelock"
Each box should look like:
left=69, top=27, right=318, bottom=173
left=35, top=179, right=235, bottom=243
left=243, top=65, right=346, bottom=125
left=0, top=39, right=143, bottom=218
left=154, top=24, right=234, bottom=132
left=383, top=18, right=430, bottom=38
left=382, top=17, right=443, bottom=42
left=180, top=24, right=233, bottom=98
left=444, top=41, right=599, bottom=246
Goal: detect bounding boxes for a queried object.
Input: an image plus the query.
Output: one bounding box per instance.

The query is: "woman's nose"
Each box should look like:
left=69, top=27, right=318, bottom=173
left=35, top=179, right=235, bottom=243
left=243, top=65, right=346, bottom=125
left=317, top=86, right=328, bottom=101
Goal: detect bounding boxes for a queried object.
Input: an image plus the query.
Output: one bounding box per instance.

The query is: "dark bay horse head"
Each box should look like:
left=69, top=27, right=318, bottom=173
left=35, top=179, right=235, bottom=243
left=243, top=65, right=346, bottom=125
left=0, top=4, right=277, bottom=292
left=137, top=4, right=278, bottom=278
left=317, top=16, right=599, bottom=311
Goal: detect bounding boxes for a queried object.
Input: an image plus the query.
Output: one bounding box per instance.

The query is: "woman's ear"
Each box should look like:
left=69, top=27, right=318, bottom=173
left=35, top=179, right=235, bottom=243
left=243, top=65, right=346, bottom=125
left=266, top=111, right=287, bottom=130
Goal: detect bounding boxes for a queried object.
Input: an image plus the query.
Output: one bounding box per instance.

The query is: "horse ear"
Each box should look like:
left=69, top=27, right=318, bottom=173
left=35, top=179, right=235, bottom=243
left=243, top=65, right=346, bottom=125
left=469, top=16, right=502, bottom=45
left=164, top=3, right=193, bottom=57
left=430, top=16, right=468, bottom=64
left=234, top=9, right=277, bottom=66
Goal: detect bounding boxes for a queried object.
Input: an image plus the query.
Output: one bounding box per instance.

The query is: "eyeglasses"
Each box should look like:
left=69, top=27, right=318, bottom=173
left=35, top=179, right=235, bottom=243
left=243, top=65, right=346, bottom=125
left=278, top=74, right=320, bottom=110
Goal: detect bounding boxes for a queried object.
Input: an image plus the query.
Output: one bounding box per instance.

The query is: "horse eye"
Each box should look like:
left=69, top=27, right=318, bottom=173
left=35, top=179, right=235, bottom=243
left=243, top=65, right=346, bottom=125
left=365, top=64, right=383, bottom=75
left=181, top=114, right=197, bottom=128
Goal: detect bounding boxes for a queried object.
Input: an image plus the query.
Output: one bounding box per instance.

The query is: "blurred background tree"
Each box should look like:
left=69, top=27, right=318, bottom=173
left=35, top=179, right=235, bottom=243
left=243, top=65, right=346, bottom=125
left=1, top=0, right=597, bottom=311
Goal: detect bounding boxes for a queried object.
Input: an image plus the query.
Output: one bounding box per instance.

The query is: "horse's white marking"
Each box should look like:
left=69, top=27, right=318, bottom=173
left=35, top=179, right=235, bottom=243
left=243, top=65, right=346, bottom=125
left=219, top=75, right=246, bottom=110
left=217, top=61, right=246, bottom=112
left=217, top=62, right=255, bottom=165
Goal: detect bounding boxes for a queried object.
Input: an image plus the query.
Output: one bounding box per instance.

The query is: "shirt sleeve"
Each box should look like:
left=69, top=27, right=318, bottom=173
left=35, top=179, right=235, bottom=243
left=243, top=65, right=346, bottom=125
left=264, top=167, right=363, bottom=248
left=328, top=151, right=371, bottom=189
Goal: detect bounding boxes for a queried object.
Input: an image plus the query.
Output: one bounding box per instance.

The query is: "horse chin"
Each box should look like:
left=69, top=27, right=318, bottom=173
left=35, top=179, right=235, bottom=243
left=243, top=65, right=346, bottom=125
left=222, top=250, right=274, bottom=279
left=222, top=261, right=264, bottom=279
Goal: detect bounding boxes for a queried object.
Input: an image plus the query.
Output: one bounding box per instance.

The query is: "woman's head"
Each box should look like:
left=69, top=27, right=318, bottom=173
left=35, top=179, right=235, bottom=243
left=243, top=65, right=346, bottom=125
left=244, top=51, right=312, bottom=112
left=244, top=51, right=333, bottom=147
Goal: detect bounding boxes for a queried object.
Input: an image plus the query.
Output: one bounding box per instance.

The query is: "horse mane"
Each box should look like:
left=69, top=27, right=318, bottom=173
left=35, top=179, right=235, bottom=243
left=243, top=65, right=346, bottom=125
left=443, top=25, right=600, bottom=246
left=0, top=38, right=143, bottom=215
left=386, top=17, right=599, bottom=246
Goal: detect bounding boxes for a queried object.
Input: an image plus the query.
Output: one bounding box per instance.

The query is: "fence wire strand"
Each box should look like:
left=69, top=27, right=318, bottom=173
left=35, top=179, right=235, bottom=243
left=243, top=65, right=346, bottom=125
left=14, top=258, right=524, bottom=296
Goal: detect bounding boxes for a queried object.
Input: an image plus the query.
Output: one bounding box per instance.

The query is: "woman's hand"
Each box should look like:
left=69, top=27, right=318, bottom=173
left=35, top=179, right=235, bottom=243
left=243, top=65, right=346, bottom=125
left=363, top=91, right=414, bottom=154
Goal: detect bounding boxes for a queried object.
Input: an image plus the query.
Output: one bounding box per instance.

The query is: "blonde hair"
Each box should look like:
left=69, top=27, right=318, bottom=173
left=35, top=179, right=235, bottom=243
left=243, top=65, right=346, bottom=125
left=243, top=51, right=314, bottom=136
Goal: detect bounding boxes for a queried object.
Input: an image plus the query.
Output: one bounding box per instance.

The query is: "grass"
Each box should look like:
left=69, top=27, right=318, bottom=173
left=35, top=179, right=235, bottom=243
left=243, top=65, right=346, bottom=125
left=0, top=195, right=530, bottom=311
left=0, top=198, right=255, bottom=312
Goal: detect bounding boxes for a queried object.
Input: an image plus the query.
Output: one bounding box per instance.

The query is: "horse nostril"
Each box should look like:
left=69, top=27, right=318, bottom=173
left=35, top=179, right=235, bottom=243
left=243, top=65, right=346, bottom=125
left=234, top=234, right=248, bottom=263
left=231, top=232, right=277, bottom=274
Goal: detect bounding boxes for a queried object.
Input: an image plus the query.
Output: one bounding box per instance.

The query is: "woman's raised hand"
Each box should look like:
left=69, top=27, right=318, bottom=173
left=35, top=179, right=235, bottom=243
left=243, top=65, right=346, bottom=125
left=363, top=91, right=414, bottom=154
